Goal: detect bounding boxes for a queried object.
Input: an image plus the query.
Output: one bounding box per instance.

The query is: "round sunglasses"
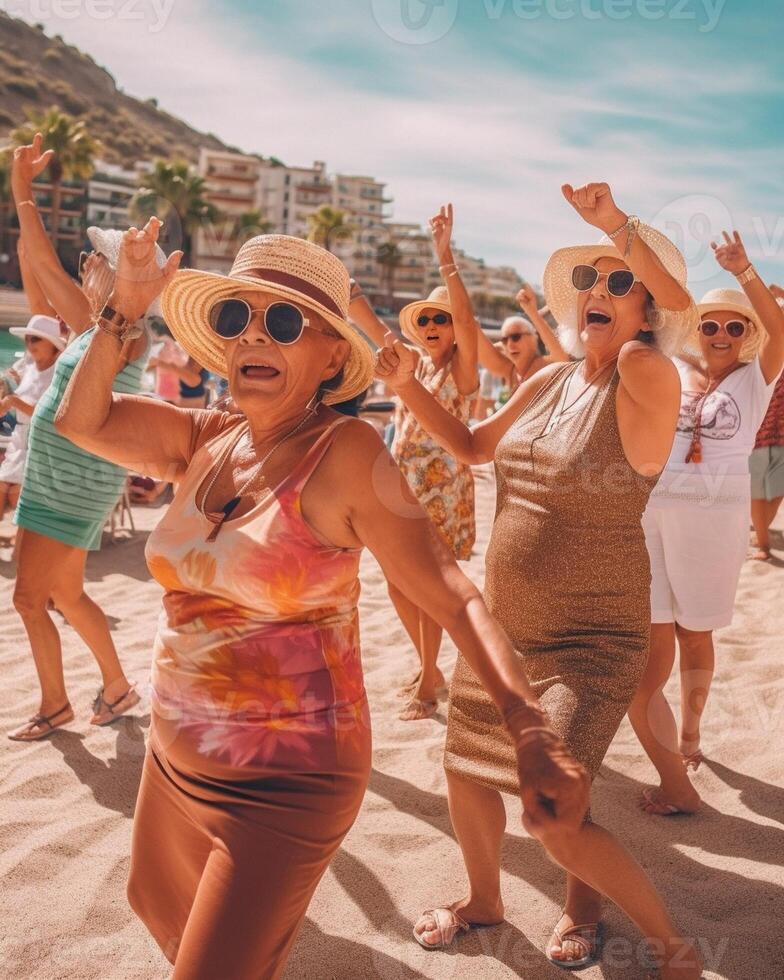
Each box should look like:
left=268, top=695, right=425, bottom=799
left=417, top=313, right=451, bottom=328
left=209, top=299, right=314, bottom=344
left=572, top=264, right=640, bottom=298
left=699, top=319, right=747, bottom=339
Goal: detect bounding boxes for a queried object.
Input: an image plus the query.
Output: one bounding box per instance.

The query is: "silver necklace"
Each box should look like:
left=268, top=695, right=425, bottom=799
left=202, top=409, right=317, bottom=543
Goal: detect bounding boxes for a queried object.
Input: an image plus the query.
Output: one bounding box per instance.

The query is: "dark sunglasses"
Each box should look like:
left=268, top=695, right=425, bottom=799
left=572, top=264, right=639, bottom=297
left=208, top=298, right=313, bottom=343
left=501, top=331, right=534, bottom=344
left=416, top=313, right=451, bottom=328
left=699, top=319, right=746, bottom=339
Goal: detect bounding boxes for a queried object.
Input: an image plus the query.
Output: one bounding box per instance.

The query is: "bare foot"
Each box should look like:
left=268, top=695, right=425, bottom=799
left=547, top=912, right=602, bottom=966
left=750, top=547, right=772, bottom=561
left=399, top=698, right=438, bottom=721
left=397, top=668, right=447, bottom=699
left=639, top=787, right=701, bottom=817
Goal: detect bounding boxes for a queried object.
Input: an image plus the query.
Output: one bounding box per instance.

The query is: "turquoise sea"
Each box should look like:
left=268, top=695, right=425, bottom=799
left=0, top=330, right=24, bottom=371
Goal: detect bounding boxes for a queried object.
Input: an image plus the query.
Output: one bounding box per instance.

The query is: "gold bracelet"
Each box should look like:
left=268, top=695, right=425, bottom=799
left=736, top=265, right=757, bottom=285
left=95, top=320, right=124, bottom=343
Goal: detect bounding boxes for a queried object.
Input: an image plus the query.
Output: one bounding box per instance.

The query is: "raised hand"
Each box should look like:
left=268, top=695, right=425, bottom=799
left=11, top=133, right=54, bottom=202
left=110, top=217, right=182, bottom=322
left=516, top=729, right=590, bottom=835
left=516, top=284, right=540, bottom=319
left=429, top=203, right=454, bottom=265
left=711, top=230, right=751, bottom=275
left=375, top=330, right=417, bottom=390
left=770, top=283, right=784, bottom=301
left=561, top=182, right=627, bottom=236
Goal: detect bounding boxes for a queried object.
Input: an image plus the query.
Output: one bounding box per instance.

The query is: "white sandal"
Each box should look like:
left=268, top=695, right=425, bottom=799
left=413, top=907, right=471, bottom=950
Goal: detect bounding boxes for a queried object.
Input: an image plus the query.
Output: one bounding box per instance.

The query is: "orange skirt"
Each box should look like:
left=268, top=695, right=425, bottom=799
left=128, top=717, right=371, bottom=979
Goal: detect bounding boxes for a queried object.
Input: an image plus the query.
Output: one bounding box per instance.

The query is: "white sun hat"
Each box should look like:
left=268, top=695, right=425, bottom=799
left=685, top=287, right=764, bottom=363
left=161, top=235, right=374, bottom=404
left=10, top=314, right=67, bottom=350
left=398, top=286, right=452, bottom=348
left=542, top=223, right=698, bottom=357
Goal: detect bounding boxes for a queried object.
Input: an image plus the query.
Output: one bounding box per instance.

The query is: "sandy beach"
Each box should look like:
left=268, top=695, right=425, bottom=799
left=1, top=465, right=782, bottom=980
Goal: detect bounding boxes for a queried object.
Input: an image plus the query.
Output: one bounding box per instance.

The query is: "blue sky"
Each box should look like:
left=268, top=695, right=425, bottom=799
left=13, top=0, right=784, bottom=293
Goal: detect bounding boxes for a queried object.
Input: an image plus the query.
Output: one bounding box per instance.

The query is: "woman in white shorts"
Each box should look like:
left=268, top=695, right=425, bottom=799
left=629, top=231, right=784, bottom=816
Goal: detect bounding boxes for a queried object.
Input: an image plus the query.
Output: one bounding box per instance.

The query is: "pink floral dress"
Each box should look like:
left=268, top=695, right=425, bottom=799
left=392, top=353, right=476, bottom=560
left=129, top=414, right=371, bottom=976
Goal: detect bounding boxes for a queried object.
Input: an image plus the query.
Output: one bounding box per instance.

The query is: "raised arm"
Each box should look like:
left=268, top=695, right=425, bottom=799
left=476, top=326, right=515, bottom=378
left=333, top=421, right=590, bottom=830
left=348, top=279, right=394, bottom=347
left=562, top=182, right=691, bottom=313
left=55, top=217, right=185, bottom=478
left=17, top=238, right=56, bottom=318
left=711, top=231, right=784, bottom=385
left=430, top=204, right=479, bottom=395
left=517, top=285, right=569, bottom=362
left=376, top=331, right=562, bottom=464
left=11, top=135, right=94, bottom=333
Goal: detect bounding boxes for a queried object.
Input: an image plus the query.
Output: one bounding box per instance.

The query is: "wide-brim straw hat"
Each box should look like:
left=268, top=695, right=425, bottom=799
left=543, top=223, right=698, bottom=358
left=161, top=235, right=374, bottom=405
left=686, top=287, right=763, bottom=363
left=10, top=314, right=67, bottom=350
left=399, top=286, right=452, bottom=347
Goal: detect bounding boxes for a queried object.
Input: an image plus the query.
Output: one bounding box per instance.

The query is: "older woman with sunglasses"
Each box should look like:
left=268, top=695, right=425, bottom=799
left=350, top=204, right=480, bottom=720
left=477, top=284, right=570, bottom=394
left=7, top=136, right=152, bottom=741
left=630, top=231, right=784, bottom=817
left=54, top=218, right=590, bottom=979
left=377, top=182, right=702, bottom=978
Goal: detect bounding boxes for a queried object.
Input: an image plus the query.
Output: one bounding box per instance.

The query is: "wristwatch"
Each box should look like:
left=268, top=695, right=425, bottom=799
left=98, top=304, right=144, bottom=341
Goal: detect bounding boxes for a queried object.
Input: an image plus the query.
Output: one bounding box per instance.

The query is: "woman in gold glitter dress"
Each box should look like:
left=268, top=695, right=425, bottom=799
left=377, top=182, right=703, bottom=979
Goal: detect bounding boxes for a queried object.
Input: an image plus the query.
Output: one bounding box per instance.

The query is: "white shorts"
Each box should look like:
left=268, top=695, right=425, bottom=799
left=642, top=503, right=748, bottom=631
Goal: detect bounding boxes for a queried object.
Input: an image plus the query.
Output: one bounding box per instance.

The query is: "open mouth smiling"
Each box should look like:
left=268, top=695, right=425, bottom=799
left=240, top=361, right=281, bottom=379
left=585, top=308, right=612, bottom=327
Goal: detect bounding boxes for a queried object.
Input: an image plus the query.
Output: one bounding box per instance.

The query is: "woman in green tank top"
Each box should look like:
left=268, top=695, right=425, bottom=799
left=7, top=137, right=160, bottom=741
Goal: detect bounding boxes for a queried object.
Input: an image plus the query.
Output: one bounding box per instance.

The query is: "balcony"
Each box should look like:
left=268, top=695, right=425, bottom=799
left=206, top=166, right=258, bottom=183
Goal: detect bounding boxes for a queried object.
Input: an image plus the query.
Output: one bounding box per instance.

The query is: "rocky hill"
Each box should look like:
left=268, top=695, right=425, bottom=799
left=0, top=12, right=242, bottom=164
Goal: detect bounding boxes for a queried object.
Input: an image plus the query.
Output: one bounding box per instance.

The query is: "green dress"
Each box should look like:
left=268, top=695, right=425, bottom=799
left=15, top=327, right=150, bottom=551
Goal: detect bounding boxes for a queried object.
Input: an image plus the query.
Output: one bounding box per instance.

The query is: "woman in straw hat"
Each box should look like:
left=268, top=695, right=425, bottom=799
left=378, top=182, right=702, bottom=977
left=7, top=137, right=153, bottom=741
left=630, top=231, right=784, bottom=817
left=351, top=204, right=480, bottom=720
left=54, top=217, right=590, bottom=979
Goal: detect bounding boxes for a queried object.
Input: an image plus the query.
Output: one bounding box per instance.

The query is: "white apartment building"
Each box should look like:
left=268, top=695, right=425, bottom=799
left=86, top=160, right=149, bottom=230
left=257, top=160, right=332, bottom=239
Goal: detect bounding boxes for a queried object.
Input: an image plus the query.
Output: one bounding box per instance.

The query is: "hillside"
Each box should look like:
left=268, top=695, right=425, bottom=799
left=0, top=12, right=242, bottom=164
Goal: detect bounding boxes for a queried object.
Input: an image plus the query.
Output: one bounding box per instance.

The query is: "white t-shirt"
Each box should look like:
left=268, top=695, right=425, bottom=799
left=649, top=357, right=781, bottom=510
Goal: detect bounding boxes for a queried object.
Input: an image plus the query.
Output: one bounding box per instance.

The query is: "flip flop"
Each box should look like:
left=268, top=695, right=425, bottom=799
left=639, top=788, right=695, bottom=817
left=413, top=907, right=500, bottom=950
left=546, top=919, right=603, bottom=970
left=91, top=683, right=140, bottom=726
left=399, top=698, right=438, bottom=721
left=7, top=703, right=74, bottom=741
left=682, top=749, right=704, bottom=772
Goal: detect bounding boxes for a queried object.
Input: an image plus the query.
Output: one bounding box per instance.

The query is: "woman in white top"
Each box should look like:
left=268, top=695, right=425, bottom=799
left=629, top=231, right=784, bottom=816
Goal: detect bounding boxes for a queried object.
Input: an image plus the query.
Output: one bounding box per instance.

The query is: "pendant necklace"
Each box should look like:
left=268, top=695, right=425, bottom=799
left=201, top=410, right=316, bottom=542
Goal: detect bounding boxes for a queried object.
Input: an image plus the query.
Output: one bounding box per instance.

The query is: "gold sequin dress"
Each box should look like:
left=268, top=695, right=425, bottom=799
left=445, top=363, right=657, bottom=791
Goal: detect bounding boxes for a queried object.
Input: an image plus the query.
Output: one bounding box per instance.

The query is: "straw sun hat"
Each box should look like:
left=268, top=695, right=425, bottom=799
left=686, top=287, right=763, bottom=363
left=542, top=223, right=698, bottom=358
left=161, top=235, right=374, bottom=405
left=399, top=286, right=452, bottom=347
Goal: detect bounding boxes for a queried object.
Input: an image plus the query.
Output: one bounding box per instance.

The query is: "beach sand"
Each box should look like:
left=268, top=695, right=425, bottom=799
left=1, top=467, right=782, bottom=980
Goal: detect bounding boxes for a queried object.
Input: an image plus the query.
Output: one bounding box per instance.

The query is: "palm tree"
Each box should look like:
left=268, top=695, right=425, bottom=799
left=11, top=107, right=100, bottom=254
left=306, top=205, right=353, bottom=252
left=235, top=209, right=275, bottom=243
left=377, top=239, right=403, bottom=306
left=130, top=160, right=221, bottom=266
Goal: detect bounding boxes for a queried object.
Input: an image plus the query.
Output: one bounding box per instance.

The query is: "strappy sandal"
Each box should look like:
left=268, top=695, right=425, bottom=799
left=90, top=683, right=140, bottom=726
left=7, top=703, right=74, bottom=741
left=546, top=918, right=603, bottom=970
left=682, top=749, right=704, bottom=771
